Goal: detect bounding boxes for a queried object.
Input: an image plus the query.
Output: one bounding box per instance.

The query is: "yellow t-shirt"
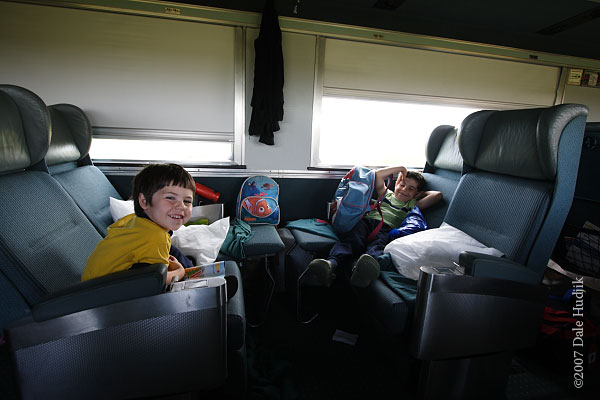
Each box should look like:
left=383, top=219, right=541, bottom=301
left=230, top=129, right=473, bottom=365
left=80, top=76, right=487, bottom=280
left=82, top=213, right=171, bottom=281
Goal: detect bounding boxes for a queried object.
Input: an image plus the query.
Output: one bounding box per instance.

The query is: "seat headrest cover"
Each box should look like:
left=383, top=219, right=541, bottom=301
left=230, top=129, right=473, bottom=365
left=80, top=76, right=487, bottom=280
left=425, top=125, right=461, bottom=172
left=459, top=104, right=589, bottom=180
left=0, top=85, right=50, bottom=173
left=46, top=104, right=92, bottom=166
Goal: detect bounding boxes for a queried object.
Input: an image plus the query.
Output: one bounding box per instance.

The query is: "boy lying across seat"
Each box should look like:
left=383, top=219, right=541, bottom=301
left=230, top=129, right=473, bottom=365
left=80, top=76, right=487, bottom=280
left=307, top=166, right=442, bottom=288
left=83, top=164, right=209, bottom=286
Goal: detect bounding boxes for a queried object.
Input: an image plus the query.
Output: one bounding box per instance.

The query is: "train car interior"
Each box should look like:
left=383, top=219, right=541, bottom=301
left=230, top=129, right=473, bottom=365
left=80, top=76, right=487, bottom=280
left=1, top=0, right=600, bottom=399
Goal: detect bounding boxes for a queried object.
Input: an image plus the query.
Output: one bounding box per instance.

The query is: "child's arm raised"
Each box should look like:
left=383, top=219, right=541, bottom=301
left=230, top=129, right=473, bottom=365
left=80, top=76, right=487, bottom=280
left=374, top=166, right=407, bottom=198
left=415, top=190, right=442, bottom=210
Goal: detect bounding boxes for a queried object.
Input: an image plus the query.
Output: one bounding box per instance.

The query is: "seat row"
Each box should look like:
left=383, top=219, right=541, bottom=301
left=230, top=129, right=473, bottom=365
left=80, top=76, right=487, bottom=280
left=1, top=83, right=590, bottom=399
left=0, top=85, right=247, bottom=398
left=281, top=102, right=589, bottom=398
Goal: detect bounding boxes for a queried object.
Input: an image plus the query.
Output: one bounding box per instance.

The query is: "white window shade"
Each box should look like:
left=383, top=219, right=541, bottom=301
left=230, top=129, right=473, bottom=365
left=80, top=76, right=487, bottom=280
left=0, top=1, right=236, bottom=134
left=323, top=38, right=561, bottom=107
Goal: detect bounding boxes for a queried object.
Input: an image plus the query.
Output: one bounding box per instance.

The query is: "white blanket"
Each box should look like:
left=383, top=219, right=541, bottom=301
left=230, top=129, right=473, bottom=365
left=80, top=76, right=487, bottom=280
left=384, top=222, right=504, bottom=280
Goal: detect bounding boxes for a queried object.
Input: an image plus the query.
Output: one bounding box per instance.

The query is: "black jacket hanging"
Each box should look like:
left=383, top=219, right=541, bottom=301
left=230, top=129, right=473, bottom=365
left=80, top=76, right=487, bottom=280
left=249, top=0, right=284, bottom=146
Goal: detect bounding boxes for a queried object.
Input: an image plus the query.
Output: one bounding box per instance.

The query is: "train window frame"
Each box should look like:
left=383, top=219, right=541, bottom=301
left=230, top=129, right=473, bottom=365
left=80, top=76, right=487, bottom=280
left=0, top=2, right=246, bottom=167
left=312, top=92, right=482, bottom=169
left=310, top=36, right=560, bottom=169
left=87, top=26, right=246, bottom=166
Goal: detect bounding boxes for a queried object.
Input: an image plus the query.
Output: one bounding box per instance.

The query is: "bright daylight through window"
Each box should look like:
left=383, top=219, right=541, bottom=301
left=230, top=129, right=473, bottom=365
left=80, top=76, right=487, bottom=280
left=317, top=96, right=480, bottom=168
left=89, top=138, right=233, bottom=164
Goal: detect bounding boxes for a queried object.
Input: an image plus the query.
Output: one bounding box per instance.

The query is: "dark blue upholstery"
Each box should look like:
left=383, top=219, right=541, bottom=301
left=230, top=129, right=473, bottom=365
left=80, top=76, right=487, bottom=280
left=453, top=105, right=588, bottom=280
left=244, top=225, right=285, bottom=257
left=359, top=124, right=464, bottom=336
left=0, top=86, right=228, bottom=398
left=421, top=124, right=462, bottom=228
left=371, top=104, right=588, bottom=399
left=0, top=87, right=101, bottom=329
left=47, top=104, right=122, bottom=236
left=45, top=102, right=248, bottom=396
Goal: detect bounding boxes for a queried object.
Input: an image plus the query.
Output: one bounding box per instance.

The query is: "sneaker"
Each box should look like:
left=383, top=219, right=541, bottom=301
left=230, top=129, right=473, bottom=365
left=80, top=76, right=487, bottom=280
left=351, top=254, right=380, bottom=288
left=303, top=259, right=335, bottom=287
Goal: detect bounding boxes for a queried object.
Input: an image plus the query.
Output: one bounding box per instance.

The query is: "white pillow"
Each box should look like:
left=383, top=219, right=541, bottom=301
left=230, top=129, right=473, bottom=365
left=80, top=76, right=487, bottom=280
left=109, top=197, right=134, bottom=222
left=171, top=217, right=230, bottom=265
left=383, top=222, right=504, bottom=281
left=108, top=196, right=228, bottom=264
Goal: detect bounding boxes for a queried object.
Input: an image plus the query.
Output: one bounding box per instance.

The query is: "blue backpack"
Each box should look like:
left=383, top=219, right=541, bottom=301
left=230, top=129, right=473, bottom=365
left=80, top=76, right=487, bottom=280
left=329, top=166, right=387, bottom=238
left=236, top=176, right=280, bottom=225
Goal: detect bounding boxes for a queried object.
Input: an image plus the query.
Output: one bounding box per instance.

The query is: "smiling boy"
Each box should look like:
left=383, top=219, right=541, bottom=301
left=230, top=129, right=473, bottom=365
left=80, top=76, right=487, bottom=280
left=307, top=166, right=442, bottom=288
left=82, top=164, right=195, bottom=284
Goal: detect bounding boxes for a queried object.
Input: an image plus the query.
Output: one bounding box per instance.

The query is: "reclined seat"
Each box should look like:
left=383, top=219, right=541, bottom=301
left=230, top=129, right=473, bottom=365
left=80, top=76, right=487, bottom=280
left=282, top=124, right=464, bottom=323
left=45, top=102, right=248, bottom=395
left=0, top=85, right=228, bottom=398
left=363, top=104, right=589, bottom=398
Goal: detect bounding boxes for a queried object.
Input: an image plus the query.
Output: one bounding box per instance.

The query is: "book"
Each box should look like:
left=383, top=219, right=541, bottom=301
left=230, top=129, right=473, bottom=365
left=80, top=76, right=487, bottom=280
left=184, top=261, right=226, bottom=280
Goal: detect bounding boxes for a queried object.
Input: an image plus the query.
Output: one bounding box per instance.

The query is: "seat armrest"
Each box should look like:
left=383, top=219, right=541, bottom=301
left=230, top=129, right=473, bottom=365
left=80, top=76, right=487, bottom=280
left=410, top=267, right=547, bottom=360
left=459, top=251, right=541, bottom=285
left=32, top=263, right=167, bottom=321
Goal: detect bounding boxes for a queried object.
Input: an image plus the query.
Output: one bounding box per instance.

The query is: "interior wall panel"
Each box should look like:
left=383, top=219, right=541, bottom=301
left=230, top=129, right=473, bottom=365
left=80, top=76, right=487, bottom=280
left=323, top=38, right=562, bottom=107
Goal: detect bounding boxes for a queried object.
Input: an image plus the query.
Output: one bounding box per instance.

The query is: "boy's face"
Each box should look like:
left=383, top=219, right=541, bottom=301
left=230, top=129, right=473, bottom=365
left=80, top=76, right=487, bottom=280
left=139, top=184, right=193, bottom=231
left=394, top=176, right=419, bottom=202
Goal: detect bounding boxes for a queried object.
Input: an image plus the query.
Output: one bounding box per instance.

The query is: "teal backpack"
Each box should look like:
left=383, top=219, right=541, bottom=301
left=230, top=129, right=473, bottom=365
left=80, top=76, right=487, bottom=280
left=236, top=176, right=280, bottom=225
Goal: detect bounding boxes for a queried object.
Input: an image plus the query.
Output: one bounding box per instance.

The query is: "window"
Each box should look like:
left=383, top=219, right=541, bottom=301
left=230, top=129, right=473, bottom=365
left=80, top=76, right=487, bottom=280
left=313, top=37, right=561, bottom=169
left=0, top=2, right=243, bottom=165
left=89, top=138, right=233, bottom=164
left=315, top=96, right=479, bottom=168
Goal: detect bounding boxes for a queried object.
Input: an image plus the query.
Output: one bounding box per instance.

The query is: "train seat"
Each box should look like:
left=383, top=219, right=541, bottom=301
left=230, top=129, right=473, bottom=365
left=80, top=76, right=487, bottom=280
left=43, top=102, right=249, bottom=396
left=420, top=124, right=463, bottom=228
left=45, top=104, right=121, bottom=235
left=357, top=123, right=464, bottom=335
left=0, top=85, right=228, bottom=398
left=283, top=124, right=463, bottom=323
left=365, top=104, right=589, bottom=398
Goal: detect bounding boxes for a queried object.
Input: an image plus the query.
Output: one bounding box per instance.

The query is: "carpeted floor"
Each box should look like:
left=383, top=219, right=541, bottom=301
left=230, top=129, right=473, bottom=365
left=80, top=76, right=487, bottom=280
left=244, top=279, right=599, bottom=400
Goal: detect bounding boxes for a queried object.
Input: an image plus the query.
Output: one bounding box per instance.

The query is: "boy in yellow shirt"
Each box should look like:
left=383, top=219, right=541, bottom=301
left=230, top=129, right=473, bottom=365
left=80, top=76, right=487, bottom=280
left=82, top=163, right=195, bottom=284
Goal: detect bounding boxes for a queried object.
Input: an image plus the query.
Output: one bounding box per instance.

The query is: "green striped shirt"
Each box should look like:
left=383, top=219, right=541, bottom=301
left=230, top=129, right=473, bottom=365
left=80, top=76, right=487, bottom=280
left=365, top=190, right=416, bottom=228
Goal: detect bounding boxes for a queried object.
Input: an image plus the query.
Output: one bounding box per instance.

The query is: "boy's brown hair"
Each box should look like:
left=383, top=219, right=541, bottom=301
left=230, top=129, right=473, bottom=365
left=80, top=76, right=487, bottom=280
left=406, top=170, right=426, bottom=192
left=132, top=163, right=195, bottom=216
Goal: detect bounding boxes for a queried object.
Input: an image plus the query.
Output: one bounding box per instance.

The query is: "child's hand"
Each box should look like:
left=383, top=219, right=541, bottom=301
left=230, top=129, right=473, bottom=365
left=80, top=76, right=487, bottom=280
left=167, top=255, right=185, bottom=284
left=168, top=255, right=183, bottom=271
left=396, top=170, right=406, bottom=186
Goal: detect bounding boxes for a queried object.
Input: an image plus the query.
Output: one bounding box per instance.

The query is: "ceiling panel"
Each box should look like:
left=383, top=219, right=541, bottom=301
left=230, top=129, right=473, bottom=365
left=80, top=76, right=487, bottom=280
left=169, top=0, right=600, bottom=60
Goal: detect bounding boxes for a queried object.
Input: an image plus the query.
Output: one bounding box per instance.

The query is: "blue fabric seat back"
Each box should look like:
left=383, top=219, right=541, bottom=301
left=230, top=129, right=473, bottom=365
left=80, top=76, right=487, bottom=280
left=0, top=86, right=102, bottom=328
left=445, top=172, right=552, bottom=264
left=421, top=125, right=463, bottom=228
left=46, top=104, right=122, bottom=236
left=445, top=105, right=588, bottom=278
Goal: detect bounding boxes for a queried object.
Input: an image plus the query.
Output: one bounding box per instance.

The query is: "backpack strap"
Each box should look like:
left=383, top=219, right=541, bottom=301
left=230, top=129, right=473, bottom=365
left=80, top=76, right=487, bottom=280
left=366, top=175, right=393, bottom=242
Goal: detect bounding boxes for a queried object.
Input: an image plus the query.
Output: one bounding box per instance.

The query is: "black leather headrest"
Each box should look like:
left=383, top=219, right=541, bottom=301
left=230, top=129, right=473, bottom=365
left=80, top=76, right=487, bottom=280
left=425, top=125, right=461, bottom=172
left=0, top=85, right=51, bottom=173
left=46, top=104, right=93, bottom=166
left=458, top=104, right=589, bottom=180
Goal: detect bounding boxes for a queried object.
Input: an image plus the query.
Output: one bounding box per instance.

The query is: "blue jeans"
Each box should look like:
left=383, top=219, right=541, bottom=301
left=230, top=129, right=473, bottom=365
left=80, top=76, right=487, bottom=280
left=328, top=217, right=391, bottom=271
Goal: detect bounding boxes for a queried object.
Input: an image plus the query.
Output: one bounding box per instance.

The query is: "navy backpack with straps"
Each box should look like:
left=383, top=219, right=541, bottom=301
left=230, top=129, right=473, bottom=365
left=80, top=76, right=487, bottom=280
left=329, top=166, right=389, bottom=240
